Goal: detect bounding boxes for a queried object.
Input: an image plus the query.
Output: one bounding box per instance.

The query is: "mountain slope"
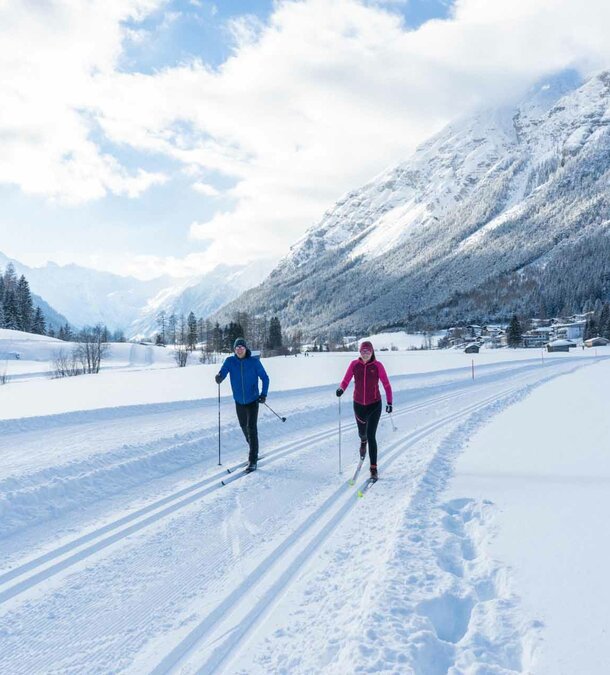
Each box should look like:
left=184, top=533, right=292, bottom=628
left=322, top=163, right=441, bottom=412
left=215, top=70, right=610, bottom=334
left=0, top=252, right=172, bottom=331
left=128, top=259, right=275, bottom=339
left=0, top=253, right=71, bottom=330
left=0, top=252, right=274, bottom=336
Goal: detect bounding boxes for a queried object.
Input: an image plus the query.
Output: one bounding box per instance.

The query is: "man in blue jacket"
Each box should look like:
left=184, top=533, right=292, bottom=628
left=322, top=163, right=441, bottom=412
left=215, top=337, right=270, bottom=472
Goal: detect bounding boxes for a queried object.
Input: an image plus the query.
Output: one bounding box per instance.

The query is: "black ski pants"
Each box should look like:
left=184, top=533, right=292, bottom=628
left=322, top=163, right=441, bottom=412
left=235, top=400, right=259, bottom=463
left=353, top=400, right=382, bottom=466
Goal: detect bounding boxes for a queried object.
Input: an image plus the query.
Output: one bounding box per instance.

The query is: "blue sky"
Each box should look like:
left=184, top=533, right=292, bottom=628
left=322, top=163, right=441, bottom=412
left=0, top=0, right=607, bottom=280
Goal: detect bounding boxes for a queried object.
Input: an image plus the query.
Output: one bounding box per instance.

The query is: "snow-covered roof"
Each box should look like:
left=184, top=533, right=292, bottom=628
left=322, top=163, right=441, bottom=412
left=553, top=321, right=586, bottom=329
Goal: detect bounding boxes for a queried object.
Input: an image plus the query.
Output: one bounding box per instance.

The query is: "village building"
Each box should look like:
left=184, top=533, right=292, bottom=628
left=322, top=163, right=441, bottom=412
left=546, top=339, right=576, bottom=353
left=584, top=337, right=609, bottom=348
left=552, top=321, right=586, bottom=341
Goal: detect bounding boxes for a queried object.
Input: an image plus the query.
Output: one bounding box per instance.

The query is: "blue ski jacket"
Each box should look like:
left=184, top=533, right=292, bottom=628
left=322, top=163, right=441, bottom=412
left=218, top=352, right=269, bottom=404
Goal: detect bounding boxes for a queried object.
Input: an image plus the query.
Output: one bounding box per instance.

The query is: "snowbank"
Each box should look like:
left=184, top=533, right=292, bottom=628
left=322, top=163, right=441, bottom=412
left=446, top=359, right=610, bottom=672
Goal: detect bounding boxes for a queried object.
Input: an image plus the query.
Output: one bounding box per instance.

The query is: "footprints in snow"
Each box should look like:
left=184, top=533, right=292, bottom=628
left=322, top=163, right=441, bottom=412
left=416, top=593, right=474, bottom=644
left=405, top=497, right=530, bottom=673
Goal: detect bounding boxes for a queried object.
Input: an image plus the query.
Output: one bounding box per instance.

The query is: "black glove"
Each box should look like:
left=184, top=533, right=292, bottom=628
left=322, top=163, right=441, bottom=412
left=215, top=374, right=222, bottom=384
left=336, top=388, right=344, bottom=397
left=386, top=404, right=393, bottom=413
left=258, top=395, right=267, bottom=404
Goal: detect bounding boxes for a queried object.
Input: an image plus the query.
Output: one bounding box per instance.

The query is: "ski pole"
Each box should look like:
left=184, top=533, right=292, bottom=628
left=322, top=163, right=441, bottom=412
left=263, top=401, right=287, bottom=422
left=338, top=396, right=342, bottom=474
left=218, top=382, right=222, bottom=465
left=389, top=412, right=397, bottom=432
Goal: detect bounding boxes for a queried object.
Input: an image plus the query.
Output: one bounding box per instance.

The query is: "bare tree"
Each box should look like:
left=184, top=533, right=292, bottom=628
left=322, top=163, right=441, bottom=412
left=75, top=325, right=110, bottom=374
left=173, top=314, right=189, bottom=367
left=51, top=348, right=83, bottom=378
left=174, top=344, right=189, bottom=367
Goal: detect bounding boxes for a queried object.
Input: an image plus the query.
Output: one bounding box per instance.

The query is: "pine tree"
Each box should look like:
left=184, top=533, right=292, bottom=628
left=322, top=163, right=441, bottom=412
left=212, top=322, right=223, bottom=352
left=597, top=302, right=610, bottom=340
left=32, top=307, right=46, bottom=335
left=507, top=315, right=522, bottom=348
left=584, top=317, right=597, bottom=340
left=58, top=323, right=73, bottom=341
left=16, top=275, right=34, bottom=332
left=3, top=289, right=19, bottom=329
left=156, top=310, right=167, bottom=345
left=3, top=263, right=17, bottom=293
left=268, top=316, right=283, bottom=350
left=187, top=311, right=198, bottom=351
left=168, top=314, right=177, bottom=345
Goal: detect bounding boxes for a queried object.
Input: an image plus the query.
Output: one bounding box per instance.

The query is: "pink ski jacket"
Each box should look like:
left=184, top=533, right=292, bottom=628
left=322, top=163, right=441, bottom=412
left=340, top=357, right=392, bottom=406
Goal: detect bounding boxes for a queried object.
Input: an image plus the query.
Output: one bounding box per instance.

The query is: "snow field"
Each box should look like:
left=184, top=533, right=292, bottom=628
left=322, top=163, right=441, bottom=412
left=226, top=363, right=587, bottom=675
left=0, top=343, right=607, bottom=673
left=446, top=358, right=610, bottom=674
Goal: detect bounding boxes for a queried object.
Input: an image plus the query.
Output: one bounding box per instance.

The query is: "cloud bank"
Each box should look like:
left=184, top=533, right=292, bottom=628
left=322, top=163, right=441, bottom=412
left=1, top=0, right=610, bottom=271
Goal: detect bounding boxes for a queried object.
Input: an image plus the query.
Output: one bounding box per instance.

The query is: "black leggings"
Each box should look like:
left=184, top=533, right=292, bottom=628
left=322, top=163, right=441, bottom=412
left=353, top=400, right=382, bottom=465
left=235, top=400, right=259, bottom=463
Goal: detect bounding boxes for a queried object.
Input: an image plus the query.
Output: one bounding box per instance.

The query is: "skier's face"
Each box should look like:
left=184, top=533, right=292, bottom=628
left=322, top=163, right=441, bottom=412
left=235, top=345, right=246, bottom=358
left=360, top=348, right=372, bottom=362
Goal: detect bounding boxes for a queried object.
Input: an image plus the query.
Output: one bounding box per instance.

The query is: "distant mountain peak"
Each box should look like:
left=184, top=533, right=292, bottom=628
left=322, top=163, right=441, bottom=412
left=1, top=251, right=274, bottom=335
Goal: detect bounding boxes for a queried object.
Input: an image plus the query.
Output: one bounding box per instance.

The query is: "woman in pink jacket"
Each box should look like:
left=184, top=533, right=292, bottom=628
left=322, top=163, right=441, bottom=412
left=336, top=340, right=393, bottom=480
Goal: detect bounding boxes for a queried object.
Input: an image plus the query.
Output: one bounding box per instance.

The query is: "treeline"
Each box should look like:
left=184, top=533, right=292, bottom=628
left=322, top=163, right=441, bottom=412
left=584, top=301, right=610, bottom=341
left=156, top=310, right=298, bottom=354
left=414, top=229, right=610, bottom=331
left=52, top=323, right=126, bottom=343
left=0, top=263, right=131, bottom=344
left=0, top=263, right=46, bottom=334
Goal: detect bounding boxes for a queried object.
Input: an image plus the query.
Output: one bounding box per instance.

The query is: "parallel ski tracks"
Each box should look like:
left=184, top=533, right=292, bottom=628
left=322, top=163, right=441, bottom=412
left=0, top=386, right=471, bottom=607
left=149, top=379, right=538, bottom=675
left=0, top=358, right=583, bottom=668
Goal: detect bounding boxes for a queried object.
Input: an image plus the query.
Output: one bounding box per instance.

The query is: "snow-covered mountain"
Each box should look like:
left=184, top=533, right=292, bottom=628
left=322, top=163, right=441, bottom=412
left=0, top=253, right=70, bottom=330
left=127, top=258, right=275, bottom=339
left=0, top=252, right=173, bottom=332
left=216, top=69, right=610, bottom=334
left=0, top=251, right=274, bottom=337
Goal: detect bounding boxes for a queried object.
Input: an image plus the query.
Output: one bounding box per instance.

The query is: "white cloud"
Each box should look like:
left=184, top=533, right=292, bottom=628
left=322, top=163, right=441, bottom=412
left=0, top=0, right=166, bottom=204
left=2, top=0, right=610, bottom=268
left=89, top=0, right=610, bottom=267
left=192, top=181, right=221, bottom=196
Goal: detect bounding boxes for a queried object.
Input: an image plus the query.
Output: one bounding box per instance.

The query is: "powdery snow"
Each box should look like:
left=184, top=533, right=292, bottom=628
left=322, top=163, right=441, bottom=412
left=447, top=358, right=610, bottom=674
left=0, top=335, right=608, bottom=673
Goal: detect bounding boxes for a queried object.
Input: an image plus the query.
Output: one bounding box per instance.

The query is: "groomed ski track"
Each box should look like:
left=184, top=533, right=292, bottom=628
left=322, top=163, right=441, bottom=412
left=0, top=356, right=603, bottom=673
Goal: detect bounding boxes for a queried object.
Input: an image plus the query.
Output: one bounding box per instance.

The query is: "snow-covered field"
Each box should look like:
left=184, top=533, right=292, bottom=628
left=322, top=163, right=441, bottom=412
left=0, top=328, right=608, bottom=673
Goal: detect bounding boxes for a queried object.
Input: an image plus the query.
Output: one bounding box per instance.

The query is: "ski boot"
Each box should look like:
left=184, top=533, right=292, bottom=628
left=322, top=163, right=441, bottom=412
left=245, top=460, right=258, bottom=473
left=359, top=439, right=367, bottom=460
left=370, top=464, right=378, bottom=481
